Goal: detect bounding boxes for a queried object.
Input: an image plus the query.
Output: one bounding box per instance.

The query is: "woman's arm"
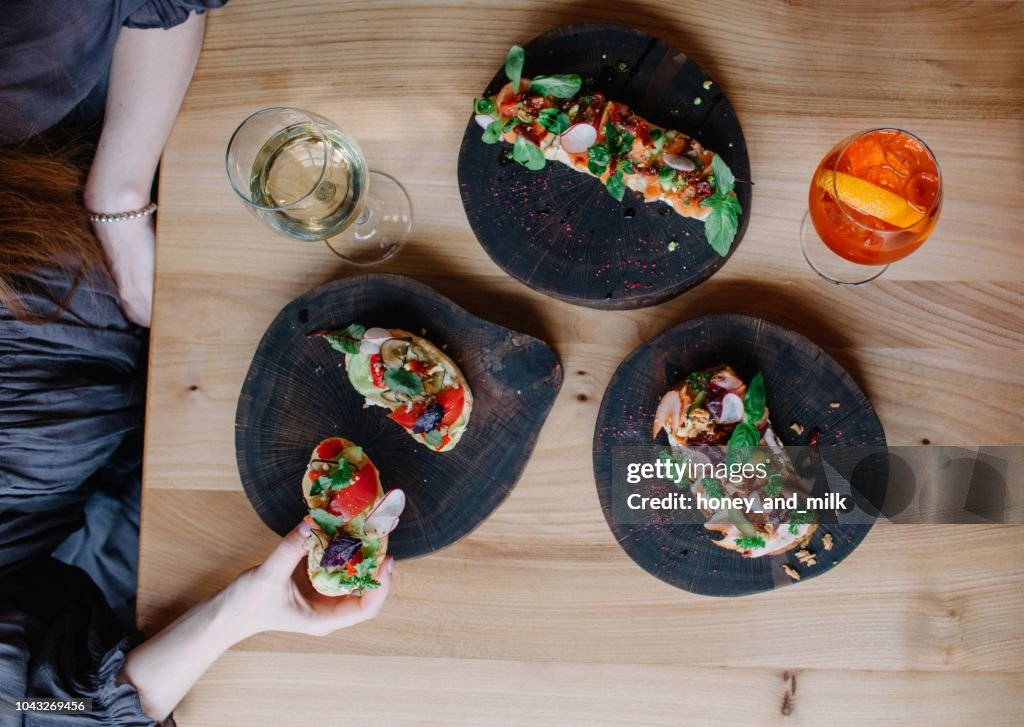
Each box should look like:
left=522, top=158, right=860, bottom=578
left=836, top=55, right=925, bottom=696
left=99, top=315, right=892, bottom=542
left=119, top=522, right=395, bottom=722
left=83, top=13, right=207, bottom=327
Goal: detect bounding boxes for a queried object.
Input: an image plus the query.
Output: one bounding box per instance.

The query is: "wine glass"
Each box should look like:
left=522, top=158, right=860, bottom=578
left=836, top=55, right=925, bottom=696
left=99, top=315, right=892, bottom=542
left=226, top=107, right=412, bottom=264
left=800, top=128, right=942, bottom=285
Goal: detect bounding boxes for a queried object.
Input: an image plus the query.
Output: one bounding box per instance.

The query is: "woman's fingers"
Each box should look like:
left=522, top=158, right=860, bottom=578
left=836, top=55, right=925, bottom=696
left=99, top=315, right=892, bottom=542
left=261, top=519, right=313, bottom=580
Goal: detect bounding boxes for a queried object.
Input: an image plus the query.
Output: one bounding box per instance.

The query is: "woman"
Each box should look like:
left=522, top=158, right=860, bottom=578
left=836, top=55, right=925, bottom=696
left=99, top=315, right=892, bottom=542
left=0, top=3, right=396, bottom=724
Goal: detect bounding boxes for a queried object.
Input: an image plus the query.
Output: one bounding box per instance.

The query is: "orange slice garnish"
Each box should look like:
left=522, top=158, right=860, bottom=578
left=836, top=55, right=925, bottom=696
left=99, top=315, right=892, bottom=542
left=818, top=170, right=924, bottom=228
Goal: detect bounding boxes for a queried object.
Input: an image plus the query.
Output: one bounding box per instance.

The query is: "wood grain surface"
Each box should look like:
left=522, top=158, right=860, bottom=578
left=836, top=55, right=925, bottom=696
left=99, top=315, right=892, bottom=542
left=140, top=1, right=1024, bottom=724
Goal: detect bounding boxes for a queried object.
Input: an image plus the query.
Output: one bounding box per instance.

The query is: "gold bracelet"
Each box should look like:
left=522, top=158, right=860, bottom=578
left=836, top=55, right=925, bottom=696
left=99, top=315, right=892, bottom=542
left=87, top=202, right=158, bottom=223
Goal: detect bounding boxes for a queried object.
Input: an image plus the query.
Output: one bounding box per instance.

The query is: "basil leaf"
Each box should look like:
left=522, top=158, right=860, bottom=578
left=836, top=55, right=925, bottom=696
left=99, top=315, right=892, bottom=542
left=383, top=367, right=425, bottom=396
left=726, top=421, right=760, bottom=467
left=605, top=169, right=625, bottom=202
left=658, top=165, right=676, bottom=191
left=329, top=460, right=353, bottom=491
left=474, top=97, right=496, bottom=116
left=619, top=159, right=636, bottom=175
left=512, top=135, right=546, bottom=171
left=763, top=473, right=785, bottom=499
left=529, top=74, right=582, bottom=98
left=588, top=159, right=606, bottom=175
left=309, top=478, right=326, bottom=497
left=744, top=372, right=766, bottom=423
left=616, top=132, right=634, bottom=157
left=482, top=118, right=504, bottom=144
left=425, top=430, right=444, bottom=447
left=323, top=323, right=364, bottom=355
left=588, top=144, right=610, bottom=166
left=649, top=128, right=663, bottom=142
left=505, top=45, right=525, bottom=92
left=711, top=154, right=735, bottom=196
left=537, top=108, right=571, bottom=134
left=704, top=203, right=738, bottom=257
left=309, top=508, right=345, bottom=536
left=604, top=122, right=619, bottom=152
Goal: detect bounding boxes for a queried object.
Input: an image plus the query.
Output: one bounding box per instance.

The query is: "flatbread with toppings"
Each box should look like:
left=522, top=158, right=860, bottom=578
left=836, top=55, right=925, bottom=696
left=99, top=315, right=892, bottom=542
left=302, top=437, right=405, bottom=596
left=653, top=365, right=818, bottom=557
left=312, top=324, right=473, bottom=452
left=473, top=45, right=742, bottom=256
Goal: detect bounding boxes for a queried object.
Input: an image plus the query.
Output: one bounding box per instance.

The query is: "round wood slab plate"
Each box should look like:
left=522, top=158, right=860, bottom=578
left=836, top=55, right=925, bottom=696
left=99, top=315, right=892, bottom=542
left=236, top=273, right=563, bottom=559
left=593, top=314, right=886, bottom=596
left=458, top=23, right=751, bottom=310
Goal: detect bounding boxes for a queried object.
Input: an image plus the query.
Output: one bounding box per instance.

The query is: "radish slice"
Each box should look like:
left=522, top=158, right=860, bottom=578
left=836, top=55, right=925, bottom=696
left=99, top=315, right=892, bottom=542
left=359, top=339, right=381, bottom=354
left=363, top=489, right=406, bottom=538
left=560, top=123, right=597, bottom=154
left=663, top=153, right=696, bottom=172
left=358, top=327, right=392, bottom=355
left=711, top=370, right=744, bottom=392
left=763, top=425, right=783, bottom=455
left=363, top=327, right=391, bottom=343
left=475, top=114, right=494, bottom=130
left=716, top=392, right=745, bottom=424
left=652, top=389, right=683, bottom=438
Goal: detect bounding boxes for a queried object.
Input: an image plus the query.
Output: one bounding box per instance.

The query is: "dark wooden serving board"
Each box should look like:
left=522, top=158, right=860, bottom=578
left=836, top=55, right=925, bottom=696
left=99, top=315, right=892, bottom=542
left=236, top=274, right=563, bottom=559
left=593, top=314, right=886, bottom=596
left=458, top=23, right=751, bottom=310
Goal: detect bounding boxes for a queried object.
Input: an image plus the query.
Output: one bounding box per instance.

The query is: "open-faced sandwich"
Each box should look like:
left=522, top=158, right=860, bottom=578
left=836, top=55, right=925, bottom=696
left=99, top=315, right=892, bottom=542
left=472, top=45, right=742, bottom=256
left=302, top=436, right=405, bottom=596
left=312, top=324, right=473, bottom=452
left=653, top=365, right=817, bottom=557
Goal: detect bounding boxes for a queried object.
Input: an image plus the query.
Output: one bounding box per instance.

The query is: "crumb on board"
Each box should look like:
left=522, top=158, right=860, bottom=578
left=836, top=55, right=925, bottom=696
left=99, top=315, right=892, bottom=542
left=782, top=564, right=801, bottom=581
left=442, top=344, right=448, bottom=350
left=823, top=533, right=833, bottom=551
left=829, top=402, right=840, bottom=409
left=668, top=240, right=679, bottom=252
left=790, top=422, right=805, bottom=435
left=702, top=80, right=712, bottom=90
left=420, top=328, right=427, bottom=336
left=693, top=96, right=702, bottom=105
left=796, top=549, right=817, bottom=567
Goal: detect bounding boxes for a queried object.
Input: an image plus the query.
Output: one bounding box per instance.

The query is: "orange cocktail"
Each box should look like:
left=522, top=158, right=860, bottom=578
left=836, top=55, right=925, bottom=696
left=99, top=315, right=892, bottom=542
left=806, top=129, right=942, bottom=276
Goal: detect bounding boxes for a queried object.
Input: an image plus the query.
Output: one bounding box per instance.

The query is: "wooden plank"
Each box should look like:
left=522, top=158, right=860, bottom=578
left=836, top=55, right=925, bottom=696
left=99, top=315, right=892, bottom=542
left=171, top=653, right=1024, bottom=726
left=137, top=489, right=1024, bottom=673
left=139, top=0, right=1024, bottom=721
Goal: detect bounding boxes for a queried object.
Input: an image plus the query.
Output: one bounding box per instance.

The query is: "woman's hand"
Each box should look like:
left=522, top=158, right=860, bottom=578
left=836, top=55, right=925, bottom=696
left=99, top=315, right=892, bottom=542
left=228, top=520, right=395, bottom=638
left=121, top=521, right=394, bottom=721
left=88, top=214, right=155, bottom=328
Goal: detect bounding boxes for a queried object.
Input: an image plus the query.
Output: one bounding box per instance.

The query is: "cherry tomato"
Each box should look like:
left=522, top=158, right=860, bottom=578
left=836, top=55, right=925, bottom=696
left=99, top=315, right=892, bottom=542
left=369, top=354, right=387, bottom=389
left=315, top=438, right=343, bottom=460
left=388, top=402, right=427, bottom=430
left=435, top=387, right=465, bottom=427
left=327, top=464, right=379, bottom=521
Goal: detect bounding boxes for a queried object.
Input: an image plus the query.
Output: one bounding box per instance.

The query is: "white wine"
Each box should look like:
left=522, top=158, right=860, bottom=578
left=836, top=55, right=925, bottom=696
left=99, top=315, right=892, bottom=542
left=249, top=122, right=367, bottom=241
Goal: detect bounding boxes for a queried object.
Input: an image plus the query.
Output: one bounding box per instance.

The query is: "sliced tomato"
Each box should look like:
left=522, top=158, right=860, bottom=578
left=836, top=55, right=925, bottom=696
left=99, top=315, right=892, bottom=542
left=388, top=402, right=427, bottom=430
left=327, top=465, right=379, bottom=521
left=315, top=438, right=344, bottom=461
left=369, top=354, right=387, bottom=389
left=407, top=360, right=429, bottom=375
left=435, top=386, right=465, bottom=427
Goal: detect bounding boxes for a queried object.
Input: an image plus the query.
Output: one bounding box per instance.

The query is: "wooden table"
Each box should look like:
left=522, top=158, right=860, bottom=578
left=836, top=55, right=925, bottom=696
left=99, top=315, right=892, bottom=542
left=139, top=1, right=1024, bottom=724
